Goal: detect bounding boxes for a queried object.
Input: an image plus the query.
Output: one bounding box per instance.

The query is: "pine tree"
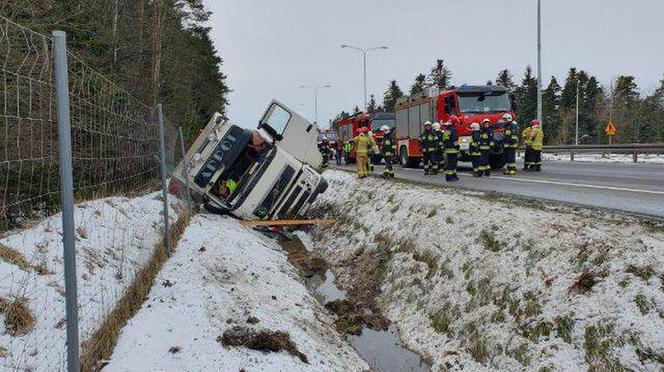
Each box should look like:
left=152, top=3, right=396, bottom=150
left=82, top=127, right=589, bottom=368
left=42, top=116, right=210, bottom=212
left=383, top=80, right=404, bottom=112
left=410, top=73, right=427, bottom=95
left=542, top=76, right=561, bottom=144
left=613, top=75, right=640, bottom=142
left=367, top=95, right=377, bottom=113
left=496, top=69, right=516, bottom=91
left=581, top=76, right=604, bottom=143
left=428, top=59, right=452, bottom=90
left=515, top=66, right=538, bottom=130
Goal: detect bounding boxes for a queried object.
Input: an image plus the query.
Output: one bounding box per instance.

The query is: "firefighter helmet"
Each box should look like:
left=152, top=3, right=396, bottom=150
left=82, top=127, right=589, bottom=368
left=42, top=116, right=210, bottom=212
left=531, top=119, right=541, bottom=127
left=368, top=131, right=374, bottom=136
left=322, top=135, right=328, bottom=141
left=424, top=121, right=432, bottom=127
left=470, top=122, right=480, bottom=131
left=502, top=113, right=513, bottom=122
left=482, top=118, right=491, bottom=124
left=432, top=122, right=441, bottom=130
left=380, top=125, right=390, bottom=132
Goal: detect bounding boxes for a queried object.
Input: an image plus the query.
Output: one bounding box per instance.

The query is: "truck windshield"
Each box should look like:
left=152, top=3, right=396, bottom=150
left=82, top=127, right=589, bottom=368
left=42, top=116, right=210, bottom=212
left=372, top=119, right=395, bottom=131
left=458, top=92, right=511, bottom=114
left=205, top=130, right=274, bottom=206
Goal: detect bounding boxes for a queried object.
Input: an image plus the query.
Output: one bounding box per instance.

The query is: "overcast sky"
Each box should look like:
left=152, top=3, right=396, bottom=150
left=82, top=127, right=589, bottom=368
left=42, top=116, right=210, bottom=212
left=206, top=0, right=663, bottom=128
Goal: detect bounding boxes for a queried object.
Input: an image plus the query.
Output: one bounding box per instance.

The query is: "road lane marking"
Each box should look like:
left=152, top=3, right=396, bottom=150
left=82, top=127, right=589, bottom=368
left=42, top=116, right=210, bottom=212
left=347, top=165, right=664, bottom=196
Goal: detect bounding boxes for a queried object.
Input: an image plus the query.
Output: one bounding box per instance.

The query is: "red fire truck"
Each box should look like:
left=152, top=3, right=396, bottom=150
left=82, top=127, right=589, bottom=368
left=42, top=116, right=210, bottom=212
left=335, top=112, right=395, bottom=163
left=395, top=85, right=517, bottom=168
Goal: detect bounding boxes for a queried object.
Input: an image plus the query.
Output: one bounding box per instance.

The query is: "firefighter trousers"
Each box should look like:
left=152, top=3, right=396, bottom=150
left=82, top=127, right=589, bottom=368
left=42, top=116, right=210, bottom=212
left=356, top=153, right=368, bottom=177
left=383, top=155, right=394, bottom=177
left=471, top=154, right=482, bottom=175
left=532, top=150, right=542, bottom=170
left=436, top=150, right=445, bottom=169
left=444, top=152, right=458, bottom=180
left=480, top=151, right=491, bottom=175
left=422, top=151, right=438, bottom=174
left=523, top=147, right=533, bottom=169
left=504, top=147, right=517, bottom=171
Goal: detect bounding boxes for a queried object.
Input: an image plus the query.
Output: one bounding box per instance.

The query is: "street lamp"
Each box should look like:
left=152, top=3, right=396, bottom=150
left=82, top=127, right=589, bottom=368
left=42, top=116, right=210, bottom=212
left=575, top=78, right=580, bottom=145
left=299, top=85, right=331, bottom=124
left=341, top=44, right=388, bottom=111
left=536, top=0, right=543, bottom=129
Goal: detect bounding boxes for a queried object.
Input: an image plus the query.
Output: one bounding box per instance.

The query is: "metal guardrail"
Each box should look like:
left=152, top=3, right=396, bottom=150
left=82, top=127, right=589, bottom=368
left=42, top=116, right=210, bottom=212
left=536, top=143, right=664, bottom=163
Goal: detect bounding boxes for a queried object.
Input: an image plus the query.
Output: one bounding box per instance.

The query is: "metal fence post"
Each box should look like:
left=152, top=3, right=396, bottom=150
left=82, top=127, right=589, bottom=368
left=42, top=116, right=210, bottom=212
left=156, top=104, right=171, bottom=252
left=178, top=127, right=193, bottom=215
left=52, top=30, right=80, bottom=372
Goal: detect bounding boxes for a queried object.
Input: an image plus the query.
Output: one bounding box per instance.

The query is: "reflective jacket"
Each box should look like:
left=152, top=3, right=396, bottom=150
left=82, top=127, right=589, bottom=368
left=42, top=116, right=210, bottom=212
left=435, top=129, right=445, bottom=153
left=522, top=127, right=533, bottom=147
left=479, top=128, right=494, bottom=151
left=469, top=131, right=481, bottom=156
left=353, top=135, right=371, bottom=154
left=381, top=133, right=396, bottom=157
left=504, top=121, right=519, bottom=148
left=443, top=126, right=460, bottom=154
left=419, top=129, right=437, bottom=153
left=342, top=141, right=352, bottom=153
left=530, top=127, right=544, bottom=150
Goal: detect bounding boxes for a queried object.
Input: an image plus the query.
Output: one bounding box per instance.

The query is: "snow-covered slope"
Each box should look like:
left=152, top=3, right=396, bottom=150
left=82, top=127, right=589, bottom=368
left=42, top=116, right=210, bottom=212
left=308, top=170, right=664, bottom=371
left=104, top=214, right=368, bottom=372
left=0, top=192, right=182, bottom=371
left=539, top=152, right=664, bottom=164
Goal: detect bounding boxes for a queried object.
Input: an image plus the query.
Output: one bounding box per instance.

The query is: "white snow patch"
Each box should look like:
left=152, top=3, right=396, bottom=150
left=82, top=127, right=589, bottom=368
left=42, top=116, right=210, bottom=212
left=0, top=192, right=182, bottom=371
left=307, top=170, right=664, bottom=371
left=531, top=152, right=664, bottom=164
left=104, top=214, right=367, bottom=372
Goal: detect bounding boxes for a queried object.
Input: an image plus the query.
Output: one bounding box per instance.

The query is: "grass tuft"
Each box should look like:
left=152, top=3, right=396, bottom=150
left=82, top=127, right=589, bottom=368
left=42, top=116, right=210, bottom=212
left=478, top=229, right=502, bottom=252
left=555, top=315, right=575, bottom=344
left=625, top=264, right=655, bottom=282
left=634, top=293, right=652, bottom=315
left=430, top=302, right=460, bottom=337
left=0, top=244, right=31, bottom=271
left=0, top=296, right=35, bottom=336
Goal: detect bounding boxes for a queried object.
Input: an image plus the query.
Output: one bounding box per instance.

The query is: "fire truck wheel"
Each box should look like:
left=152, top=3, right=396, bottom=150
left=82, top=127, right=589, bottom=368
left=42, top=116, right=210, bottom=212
left=400, top=146, right=419, bottom=168
left=489, top=155, right=506, bottom=169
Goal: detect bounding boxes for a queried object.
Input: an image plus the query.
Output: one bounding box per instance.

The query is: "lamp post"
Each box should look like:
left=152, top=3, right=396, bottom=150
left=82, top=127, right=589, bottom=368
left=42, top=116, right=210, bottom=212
left=299, top=85, right=331, bottom=124
left=575, top=78, right=580, bottom=145
left=536, top=0, right=543, bottom=129
left=341, top=44, right=388, bottom=111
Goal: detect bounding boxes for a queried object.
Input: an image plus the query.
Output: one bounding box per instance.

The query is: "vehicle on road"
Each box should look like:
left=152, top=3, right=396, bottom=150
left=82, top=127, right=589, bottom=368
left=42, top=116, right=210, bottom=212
left=335, top=111, right=395, bottom=164
left=395, top=85, right=517, bottom=169
left=170, top=100, right=328, bottom=220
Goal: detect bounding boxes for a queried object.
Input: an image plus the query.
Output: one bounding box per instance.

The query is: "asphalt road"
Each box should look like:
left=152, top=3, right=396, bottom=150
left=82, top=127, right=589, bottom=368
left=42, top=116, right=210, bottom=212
left=332, top=159, right=664, bottom=219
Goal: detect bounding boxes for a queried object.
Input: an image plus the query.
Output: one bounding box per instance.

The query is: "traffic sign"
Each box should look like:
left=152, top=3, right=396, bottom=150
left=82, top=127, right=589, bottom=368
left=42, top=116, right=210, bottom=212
left=605, top=121, right=617, bottom=136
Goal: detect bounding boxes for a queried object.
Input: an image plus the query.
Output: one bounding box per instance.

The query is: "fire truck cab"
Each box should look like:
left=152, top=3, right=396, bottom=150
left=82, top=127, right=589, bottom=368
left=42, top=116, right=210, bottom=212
left=395, top=85, right=517, bottom=169
left=335, top=112, right=395, bottom=163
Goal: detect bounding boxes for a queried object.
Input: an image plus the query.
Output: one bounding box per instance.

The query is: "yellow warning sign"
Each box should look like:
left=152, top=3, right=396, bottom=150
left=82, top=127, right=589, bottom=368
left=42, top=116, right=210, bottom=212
left=605, top=121, right=617, bottom=136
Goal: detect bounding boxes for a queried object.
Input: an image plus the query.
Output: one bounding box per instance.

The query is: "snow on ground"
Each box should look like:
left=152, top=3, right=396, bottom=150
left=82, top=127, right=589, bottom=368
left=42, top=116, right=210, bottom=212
left=0, top=192, right=182, bottom=371
left=524, top=152, right=664, bottom=164
left=307, top=170, right=664, bottom=371
left=104, top=214, right=368, bottom=372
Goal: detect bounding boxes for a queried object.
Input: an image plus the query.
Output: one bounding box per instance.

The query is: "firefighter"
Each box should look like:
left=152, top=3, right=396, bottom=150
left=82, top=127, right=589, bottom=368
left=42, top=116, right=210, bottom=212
left=528, top=119, right=544, bottom=171
left=380, top=125, right=396, bottom=178
left=335, top=140, right=342, bottom=165
left=479, top=118, right=494, bottom=176
left=502, top=113, right=519, bottom=175
left=318, top=136, right=331, bottom=168
left=469, top=122, right=482, bottom=177
left=353, top=128, right=371, bottom=178
left=522, top=124, right=533, bottom=170
left=367, top=130, right=377, bottom=172
left=442, top=120, right=460, bottom=181
left=419, top=121, right=438, bottom=175
left=432, top=122, right=445, bottom=170
left=342, top=140, right=353, bottom=164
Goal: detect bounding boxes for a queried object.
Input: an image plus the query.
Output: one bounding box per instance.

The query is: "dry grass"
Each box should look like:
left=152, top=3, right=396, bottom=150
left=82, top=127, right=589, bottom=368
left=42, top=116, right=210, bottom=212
left=0, top=244, right=32, bottom=271
left=79, top=212, right=190, bottom=372
left=220, top=325, right=309, bottom=364
left=0, top=296, right=36, bottom=336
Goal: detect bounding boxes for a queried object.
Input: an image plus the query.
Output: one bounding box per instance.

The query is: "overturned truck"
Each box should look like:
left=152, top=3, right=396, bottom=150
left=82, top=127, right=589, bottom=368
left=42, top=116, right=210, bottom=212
left=170, top=100, right=328, bottom=220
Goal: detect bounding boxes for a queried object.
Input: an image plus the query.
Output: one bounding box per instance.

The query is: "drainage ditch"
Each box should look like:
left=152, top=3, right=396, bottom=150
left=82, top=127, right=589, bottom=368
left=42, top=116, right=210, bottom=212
left=278, top=232, right=430, bottom=372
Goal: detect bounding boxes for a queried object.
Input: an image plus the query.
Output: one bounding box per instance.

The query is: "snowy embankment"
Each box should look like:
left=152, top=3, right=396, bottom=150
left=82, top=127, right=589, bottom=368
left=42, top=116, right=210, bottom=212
left=534, top=152, right=664, bottom=164
left=308, top=170, right=664, bottom=371
left=104, top=214, right=368, bottom=371
left=0, top=192, right=182, bottom=371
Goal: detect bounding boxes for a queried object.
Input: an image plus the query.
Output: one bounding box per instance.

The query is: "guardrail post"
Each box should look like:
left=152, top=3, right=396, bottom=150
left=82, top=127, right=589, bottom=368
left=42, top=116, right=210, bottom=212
left=53, top=30, right=80, bottom=372
left=633, top=151, right=638, bottom=163
left=178, top=127, right=193, bottom=215
left=156, top=104, right=171, bottom=252
left=570, top=152, right=575, bottom=161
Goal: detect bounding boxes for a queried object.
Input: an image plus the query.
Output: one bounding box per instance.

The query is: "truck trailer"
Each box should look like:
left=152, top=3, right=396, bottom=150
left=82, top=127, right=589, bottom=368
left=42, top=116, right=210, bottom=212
left=170, top=100, right=328, bottom=221
left=395, top=85, right=517, bottom=169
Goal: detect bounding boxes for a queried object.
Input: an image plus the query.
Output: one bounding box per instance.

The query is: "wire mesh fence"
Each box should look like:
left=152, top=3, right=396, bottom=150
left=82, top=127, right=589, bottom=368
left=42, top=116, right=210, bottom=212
left=1, top=15, right=186, bottom=371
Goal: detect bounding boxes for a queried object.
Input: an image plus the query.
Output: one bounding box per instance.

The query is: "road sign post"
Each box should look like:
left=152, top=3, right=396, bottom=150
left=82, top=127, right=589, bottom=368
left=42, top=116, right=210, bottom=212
left=605, top=121, right=617, bottom=144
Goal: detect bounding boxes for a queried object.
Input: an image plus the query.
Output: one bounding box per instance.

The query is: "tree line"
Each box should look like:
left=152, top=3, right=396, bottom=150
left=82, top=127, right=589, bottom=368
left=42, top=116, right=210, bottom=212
left=337, top=58, right=664, bottom=145
left=1, top=0, right=230, bottom=139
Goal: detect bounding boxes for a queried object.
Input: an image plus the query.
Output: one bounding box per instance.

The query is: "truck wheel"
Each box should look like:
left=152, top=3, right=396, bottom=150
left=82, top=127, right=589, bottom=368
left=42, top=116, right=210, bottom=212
left=489, top=155, right=506, bottom=169
left=400, top=146, right=419, bottom=168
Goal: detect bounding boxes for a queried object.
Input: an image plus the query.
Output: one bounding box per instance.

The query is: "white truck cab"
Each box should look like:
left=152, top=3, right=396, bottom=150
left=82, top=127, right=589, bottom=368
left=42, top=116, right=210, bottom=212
left=170, top=100, right=327, bottom=220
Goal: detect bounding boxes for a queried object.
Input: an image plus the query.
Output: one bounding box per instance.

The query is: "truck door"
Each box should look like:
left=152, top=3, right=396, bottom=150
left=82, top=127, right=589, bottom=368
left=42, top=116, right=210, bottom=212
left=258, top=100, right=323, bottom=168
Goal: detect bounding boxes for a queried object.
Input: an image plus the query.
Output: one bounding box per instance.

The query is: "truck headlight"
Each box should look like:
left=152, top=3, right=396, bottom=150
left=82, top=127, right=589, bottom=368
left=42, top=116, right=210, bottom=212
left=193, top=153, right=202, bottom=162
left=206, top=132, right=217, bottom=142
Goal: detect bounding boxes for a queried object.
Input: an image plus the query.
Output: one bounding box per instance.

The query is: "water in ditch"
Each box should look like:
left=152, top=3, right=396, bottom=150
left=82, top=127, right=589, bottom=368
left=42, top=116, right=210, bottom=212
left=280, top=234, right=430, bottom=372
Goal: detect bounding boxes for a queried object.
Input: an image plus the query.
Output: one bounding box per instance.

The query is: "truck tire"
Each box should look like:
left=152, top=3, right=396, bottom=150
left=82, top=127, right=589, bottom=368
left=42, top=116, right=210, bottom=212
left=400, top=146, right=419, bottom=168
left=489, top=154, right=506, bottom=169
